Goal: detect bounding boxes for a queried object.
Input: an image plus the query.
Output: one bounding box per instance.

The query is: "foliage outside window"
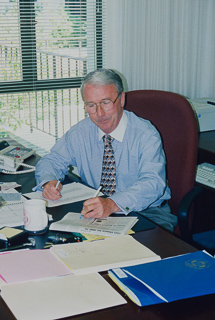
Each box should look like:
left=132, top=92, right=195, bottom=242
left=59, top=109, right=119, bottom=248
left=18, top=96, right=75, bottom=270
left=0, top=0, right=104, bottom=155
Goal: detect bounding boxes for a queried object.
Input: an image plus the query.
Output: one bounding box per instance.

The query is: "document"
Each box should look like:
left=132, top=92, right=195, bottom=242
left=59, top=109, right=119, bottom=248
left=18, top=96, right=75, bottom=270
left=0, top=182, right=21, bottom=191
left=1, top=273, right=126, bottom=320
left=50, top=235, right=160, bottom=274
left=0, top=189, right=25, bottom=228
left=50, top=212, right=138, bottom=236
left=0, top=249, right=71, bottom=285
left=0, top=203, right=24, bottom=228
left=24, top=182, right=103, bottom=207
left=108, top=250, right=215, bottom=307
left=81, top=229, right=134, bottom=242
left=0, top=188, right=24, bottom=204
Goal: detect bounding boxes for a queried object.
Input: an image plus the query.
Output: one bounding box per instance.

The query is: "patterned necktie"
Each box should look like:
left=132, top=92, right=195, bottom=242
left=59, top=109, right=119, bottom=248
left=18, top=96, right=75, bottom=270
left=100, top=134, right=116, bottom=196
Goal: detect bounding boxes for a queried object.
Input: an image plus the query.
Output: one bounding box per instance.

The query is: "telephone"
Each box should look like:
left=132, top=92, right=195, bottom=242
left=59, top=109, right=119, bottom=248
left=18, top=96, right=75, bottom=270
left=0, top=140, right=36, bottom=174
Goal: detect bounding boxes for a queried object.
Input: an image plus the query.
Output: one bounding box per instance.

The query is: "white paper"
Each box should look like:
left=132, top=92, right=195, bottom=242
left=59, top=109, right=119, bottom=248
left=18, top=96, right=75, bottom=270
left=50, top=212, right=138, bottom=236
left=24, top=182, right=103, bottom=207
left=0, top=188, right=25, bottom=204
left=1, top=273, right=126, bottom=320
left=0, top=182, right=21, bottom=191
left=0, top=189, right=25, bottom=228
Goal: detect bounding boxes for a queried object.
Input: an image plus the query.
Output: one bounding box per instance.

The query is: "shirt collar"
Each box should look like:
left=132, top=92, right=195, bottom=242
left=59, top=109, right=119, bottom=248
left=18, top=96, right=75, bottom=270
left=98, top=111, right=127, bottom=142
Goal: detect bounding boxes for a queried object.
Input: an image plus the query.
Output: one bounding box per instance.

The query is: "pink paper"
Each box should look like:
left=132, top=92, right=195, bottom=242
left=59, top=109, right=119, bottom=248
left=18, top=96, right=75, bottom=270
left=0, top=249, right=71, bottom=283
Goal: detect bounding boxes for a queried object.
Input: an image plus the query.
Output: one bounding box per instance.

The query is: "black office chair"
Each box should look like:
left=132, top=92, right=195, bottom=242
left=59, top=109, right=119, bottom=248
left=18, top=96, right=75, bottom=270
left=124, top=90, right=205, bottom=243
left=179, top=186, right=215, bottom=255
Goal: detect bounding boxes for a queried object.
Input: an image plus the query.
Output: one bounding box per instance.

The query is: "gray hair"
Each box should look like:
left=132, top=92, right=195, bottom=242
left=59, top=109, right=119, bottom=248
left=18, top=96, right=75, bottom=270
left=80, top=69, right=124, bottom=99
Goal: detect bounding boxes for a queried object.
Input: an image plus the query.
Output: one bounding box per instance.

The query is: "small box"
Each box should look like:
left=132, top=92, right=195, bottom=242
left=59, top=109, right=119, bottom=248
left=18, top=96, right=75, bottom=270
left=187, top=98, right=215, bottom=132
left=0, top=227, right=29, bottom=249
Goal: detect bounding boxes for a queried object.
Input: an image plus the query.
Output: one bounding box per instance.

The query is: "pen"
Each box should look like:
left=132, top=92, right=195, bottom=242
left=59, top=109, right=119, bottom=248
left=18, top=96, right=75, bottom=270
left=207, top=101, right=215, bottom=106
left=93, top=185, right=102, bottom=198
left=80, top=186, right=102, bottom=219
left=55, top=179, right=61, bottom=189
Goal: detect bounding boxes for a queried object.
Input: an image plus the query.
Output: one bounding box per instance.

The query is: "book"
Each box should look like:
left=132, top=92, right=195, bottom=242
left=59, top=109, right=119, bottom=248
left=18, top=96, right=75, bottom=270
left=1, top=273, right=126, bottom=320
left=108, top=250, right=215, bottom=307
left=50, top=235, right=160, bottom=274
left=50, top=212, right=138, bottom=236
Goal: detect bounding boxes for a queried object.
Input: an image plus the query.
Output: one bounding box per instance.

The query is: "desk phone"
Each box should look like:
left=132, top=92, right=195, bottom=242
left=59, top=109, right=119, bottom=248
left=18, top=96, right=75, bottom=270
left=0, top=140, right=35, bottom=172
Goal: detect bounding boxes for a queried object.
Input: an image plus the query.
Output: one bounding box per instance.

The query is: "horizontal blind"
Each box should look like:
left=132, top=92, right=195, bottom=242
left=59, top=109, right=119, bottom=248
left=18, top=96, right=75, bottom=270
left=0, top=0, right=106, bottom=156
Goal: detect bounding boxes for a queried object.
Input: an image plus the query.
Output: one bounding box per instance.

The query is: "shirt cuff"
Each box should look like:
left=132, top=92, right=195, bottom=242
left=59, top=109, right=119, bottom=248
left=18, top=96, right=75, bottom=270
left=32, top=180, right=49, bottom=192
left=109, top=196, right=131, bottom=215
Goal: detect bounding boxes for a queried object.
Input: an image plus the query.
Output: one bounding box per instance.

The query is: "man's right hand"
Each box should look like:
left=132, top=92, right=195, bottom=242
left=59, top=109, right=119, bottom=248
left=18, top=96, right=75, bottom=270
left=42, top=180, right=62, bottom=200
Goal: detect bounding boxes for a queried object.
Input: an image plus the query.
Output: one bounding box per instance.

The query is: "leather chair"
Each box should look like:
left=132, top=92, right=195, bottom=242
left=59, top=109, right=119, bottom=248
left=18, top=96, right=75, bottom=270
left=124, top=90, right=200, bottom=239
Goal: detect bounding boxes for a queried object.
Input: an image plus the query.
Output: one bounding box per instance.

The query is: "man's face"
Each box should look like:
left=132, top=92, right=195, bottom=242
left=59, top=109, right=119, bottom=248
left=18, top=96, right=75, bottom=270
left=83, top=83, right=125, bottom=134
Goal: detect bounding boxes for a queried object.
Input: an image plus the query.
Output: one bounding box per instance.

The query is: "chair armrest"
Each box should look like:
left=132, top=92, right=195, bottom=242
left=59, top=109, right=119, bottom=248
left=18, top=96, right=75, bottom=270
left=178, top=185, right=204, bottom=242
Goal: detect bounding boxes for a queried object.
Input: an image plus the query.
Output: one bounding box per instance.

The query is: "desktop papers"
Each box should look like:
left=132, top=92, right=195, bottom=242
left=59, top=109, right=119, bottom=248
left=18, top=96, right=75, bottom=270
left=50, top=235, right=160, bottom=274
left=0, top=182, right=21, bottom=191
left=108, top=250, right=215, bottom=307
left=0, top=202, right=24, bottom=228
left=23, top=182, right=103, bottom=207
left=0, top=189, right=25, bottom=228
left=1, top=273, right=126, bottom=320
left=50, top=212, right=138, bottom=236
left=0, top=249, right=71, bottom=285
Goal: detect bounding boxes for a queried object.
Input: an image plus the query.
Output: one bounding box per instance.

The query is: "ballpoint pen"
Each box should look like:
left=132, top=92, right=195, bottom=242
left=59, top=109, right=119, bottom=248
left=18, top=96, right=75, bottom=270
left=93, top=185, right=102, bottom=198
left=80, top=186, right=102, bottom=219
left=55, top=179, right=61, bottom=189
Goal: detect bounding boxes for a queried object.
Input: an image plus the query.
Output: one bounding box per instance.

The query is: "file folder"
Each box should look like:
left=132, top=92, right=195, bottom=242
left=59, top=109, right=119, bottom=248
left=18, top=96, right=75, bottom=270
left=109, top=251, right=215, bottom=307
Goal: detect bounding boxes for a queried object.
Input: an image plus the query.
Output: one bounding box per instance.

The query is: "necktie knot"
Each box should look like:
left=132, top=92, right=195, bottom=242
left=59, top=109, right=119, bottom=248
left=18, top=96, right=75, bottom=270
left=103, top=134, right=114, bottom=146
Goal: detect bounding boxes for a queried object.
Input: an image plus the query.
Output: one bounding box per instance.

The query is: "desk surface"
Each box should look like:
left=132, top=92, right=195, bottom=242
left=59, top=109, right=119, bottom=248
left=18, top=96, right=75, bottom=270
left=0, top=138, right=215, bottom=320
left=1, top=228, right=215, bottom=320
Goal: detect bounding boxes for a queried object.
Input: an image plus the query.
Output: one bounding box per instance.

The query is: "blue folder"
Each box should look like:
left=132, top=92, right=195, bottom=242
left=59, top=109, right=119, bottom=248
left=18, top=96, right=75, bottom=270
left=109, top=251, right=215, bottom=307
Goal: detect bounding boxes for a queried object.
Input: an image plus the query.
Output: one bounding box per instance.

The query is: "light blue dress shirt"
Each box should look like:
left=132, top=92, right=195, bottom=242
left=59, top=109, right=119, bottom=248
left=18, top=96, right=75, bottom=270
left=34, top=110, right=171, bottom=214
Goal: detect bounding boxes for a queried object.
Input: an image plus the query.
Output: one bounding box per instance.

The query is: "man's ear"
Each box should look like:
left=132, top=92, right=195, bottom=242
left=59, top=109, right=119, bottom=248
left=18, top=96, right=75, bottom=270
left=120, top=91, right=125, bottom=108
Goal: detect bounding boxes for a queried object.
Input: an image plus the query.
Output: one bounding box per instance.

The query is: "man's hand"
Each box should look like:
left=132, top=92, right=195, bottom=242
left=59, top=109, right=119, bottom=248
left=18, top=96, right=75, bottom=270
left=81, top=197, right=121, bottom=218
left=42, top=180, right=62, bottom=201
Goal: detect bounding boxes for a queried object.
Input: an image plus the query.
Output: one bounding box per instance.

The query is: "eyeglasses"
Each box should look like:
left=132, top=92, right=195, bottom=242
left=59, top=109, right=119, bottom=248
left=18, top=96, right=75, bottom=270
left=84, top=93, right=121, bottom=114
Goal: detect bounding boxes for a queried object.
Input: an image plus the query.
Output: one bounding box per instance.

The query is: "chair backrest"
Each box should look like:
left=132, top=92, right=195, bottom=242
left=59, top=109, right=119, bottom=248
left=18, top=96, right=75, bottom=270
left=125, top=90, right=198, bottom=234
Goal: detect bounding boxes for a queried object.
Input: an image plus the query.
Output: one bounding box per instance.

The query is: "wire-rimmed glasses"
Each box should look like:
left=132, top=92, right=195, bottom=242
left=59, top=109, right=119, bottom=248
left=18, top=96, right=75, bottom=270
left=84, top=93, right=121, bottom=114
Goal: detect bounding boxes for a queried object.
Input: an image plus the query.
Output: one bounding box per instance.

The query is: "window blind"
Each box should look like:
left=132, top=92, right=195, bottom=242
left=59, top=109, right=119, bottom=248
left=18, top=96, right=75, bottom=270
left=0, top=0, right=105, bottom=155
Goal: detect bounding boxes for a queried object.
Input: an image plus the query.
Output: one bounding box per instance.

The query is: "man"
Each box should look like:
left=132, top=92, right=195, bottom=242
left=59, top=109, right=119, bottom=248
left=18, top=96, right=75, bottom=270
left=34, top=69, right=177, bottom=231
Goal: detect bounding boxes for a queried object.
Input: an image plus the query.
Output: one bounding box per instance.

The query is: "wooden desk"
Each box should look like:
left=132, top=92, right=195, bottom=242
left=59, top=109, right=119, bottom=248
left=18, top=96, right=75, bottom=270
left=1, top=227, right=215, bottom=320
left=0, top=138, right=215, bottom=319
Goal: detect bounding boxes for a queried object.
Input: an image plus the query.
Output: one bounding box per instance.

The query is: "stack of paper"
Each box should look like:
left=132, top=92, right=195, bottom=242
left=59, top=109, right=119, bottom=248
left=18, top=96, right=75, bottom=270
left=50, top=235, right=160, bottom=274
left=0, top=233, right=161, bottom=319
left=0, top=236, right=159, bottom=284
left=0, top=182, right=21, bottom=191
left=0, top=189, right=25, bottom=228
left=0, top=234, right=159, bottom=319
left=0, top=249, right=71, bottom=285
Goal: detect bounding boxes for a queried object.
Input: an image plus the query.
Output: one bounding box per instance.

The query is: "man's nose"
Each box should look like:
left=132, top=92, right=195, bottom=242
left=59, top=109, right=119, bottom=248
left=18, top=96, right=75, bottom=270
left=96, top=103, right=105, bottom=116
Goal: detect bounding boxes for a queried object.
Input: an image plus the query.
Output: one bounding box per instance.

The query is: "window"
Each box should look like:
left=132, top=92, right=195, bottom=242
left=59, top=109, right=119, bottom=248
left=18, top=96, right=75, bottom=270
left=0, top=0, right=105, bottom=155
